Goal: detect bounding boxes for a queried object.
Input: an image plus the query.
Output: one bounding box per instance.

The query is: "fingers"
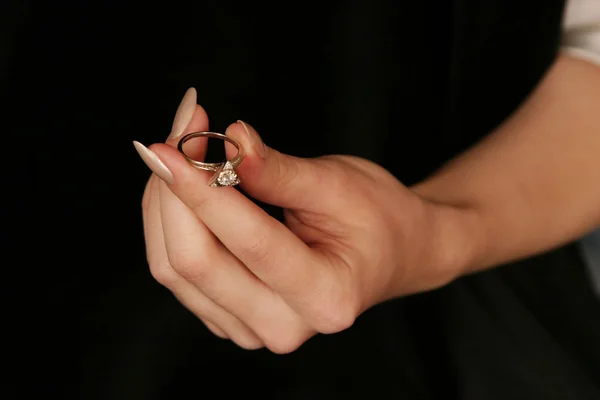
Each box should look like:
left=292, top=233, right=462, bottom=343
left=224, top=121, right=340, bottom=212
left=146, top=178, right=227, bottom=339
left=158, top=174, right=311, bottom=346
left=137, top=96, right=329, bottom=349
left=142, top=176, right=263, bottom=349
left=149, top=143, right=328, bottom=308
left=133, top=91, right=210, bottom=184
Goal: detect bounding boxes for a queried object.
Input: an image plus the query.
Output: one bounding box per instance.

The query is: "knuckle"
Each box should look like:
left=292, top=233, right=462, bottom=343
left=275, top=155, right=300, bottom=190
left=168, top=252, right=208, bottom=283
left=149, top=263, right=178, bottom=288
left=311, top=292, right=358, bottom=334
left=189, top=198, right=213, bottom=218
left=311, top=159, right=352, bottom=201
left=263, top=331, right=306, bottom=355
left=185, top=189, right=213, bottom=215
left=321, top=308, right=356, bottom=334
left=331, top=165, right=355, bottom=195
left=252, top=312, right=310, bottom=355
left=232, top=334, right=264, bottom=351
left=240, top=234, right=272, bottom=265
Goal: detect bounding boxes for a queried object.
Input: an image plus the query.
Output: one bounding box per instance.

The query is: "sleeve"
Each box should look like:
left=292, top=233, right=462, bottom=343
left=561, top=0, right=600, bottom=66
left=563, top=1, right=600, bottom=296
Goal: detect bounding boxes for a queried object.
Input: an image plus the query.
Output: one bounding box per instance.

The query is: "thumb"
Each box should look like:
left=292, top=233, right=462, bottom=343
left=225, top=121, right=330, bottom=211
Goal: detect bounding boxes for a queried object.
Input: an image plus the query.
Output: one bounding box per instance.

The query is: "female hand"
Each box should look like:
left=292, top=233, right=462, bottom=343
left=135, top=89, right=473, bottom=353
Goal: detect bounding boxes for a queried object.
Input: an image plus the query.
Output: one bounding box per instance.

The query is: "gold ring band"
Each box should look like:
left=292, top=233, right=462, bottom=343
left=177, top=131, right=245, bottom=187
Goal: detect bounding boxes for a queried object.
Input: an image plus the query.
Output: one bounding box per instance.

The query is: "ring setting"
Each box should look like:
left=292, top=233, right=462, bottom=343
left=177, top=131, right=245, bottom=188
left=209, top=161, right=240, bottom=187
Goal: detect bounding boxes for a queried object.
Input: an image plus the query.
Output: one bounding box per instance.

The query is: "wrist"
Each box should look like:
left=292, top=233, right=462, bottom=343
left=409, top=186, right=486, bottom=287
left=432, top=202, right=484, bottom=279
left=384, top=188, right=484, bottom=300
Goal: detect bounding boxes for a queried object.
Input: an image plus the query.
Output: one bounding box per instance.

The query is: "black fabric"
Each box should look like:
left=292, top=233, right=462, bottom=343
left=103, top=246, right=600, bottom=399
left=5, top=0, right=600, bottom=398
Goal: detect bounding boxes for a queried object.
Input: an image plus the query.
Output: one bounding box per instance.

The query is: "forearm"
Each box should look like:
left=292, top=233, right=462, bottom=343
left=413, top=54, right=600, bottom=274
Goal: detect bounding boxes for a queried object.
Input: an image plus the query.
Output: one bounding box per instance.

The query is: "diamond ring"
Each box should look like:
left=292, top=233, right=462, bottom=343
left=177, top=131, right=245, bottom=187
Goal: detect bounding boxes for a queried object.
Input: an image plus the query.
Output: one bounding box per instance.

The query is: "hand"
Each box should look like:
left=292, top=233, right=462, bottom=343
left=136, top=94, right=472, bottom=353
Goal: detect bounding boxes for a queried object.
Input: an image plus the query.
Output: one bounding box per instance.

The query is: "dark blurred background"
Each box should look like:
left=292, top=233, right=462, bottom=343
left=3, top=1, right=570, bottom=398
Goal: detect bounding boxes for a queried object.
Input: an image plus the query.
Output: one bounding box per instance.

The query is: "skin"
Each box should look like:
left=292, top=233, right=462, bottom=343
left=139, top=54, right=600, bottom=353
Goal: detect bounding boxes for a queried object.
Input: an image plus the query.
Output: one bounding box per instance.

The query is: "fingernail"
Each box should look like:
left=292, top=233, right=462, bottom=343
left=133, top=141, right=175, bottom=184
left=169, top=87, right=197, bottom=140
left=237, top=120, right=266, bottom=158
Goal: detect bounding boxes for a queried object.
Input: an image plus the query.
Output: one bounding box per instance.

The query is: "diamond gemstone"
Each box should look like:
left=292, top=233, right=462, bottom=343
left=216, top=162, right=239, bottom=186
left=217, top=170, right=238, bottom=186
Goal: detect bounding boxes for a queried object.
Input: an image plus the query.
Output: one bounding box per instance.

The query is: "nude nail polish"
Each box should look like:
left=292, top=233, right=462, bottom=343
left=237, top=120, right=266, bottom=158
left=169, top=87, right=197, bottom=140
left=133, top=141, right=175, bottom=184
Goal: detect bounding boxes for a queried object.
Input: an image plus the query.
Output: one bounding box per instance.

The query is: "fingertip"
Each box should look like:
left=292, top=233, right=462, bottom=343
left=167, top=86, right=210, bottom=142
left=150, top=142, right=212, bottom=186
left=169, top=87, right=197, bottom=139
left=224, top=121, right=253, bottom=158
left=184, top=86, right=197, bottom=98
left=149, top=143, right=185, bottom=171
left=167, top=105, right=210, bottom=161
left=149, top=142, right=185, bottom=165
left=186, top=104, right=210, bottom=133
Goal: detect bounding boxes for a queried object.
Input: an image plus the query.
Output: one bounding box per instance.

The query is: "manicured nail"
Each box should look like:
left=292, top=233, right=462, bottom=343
left=133, top=141, right=175, bottom=184
left=169, top=87, right=197, bottom=140
left=237, top=120, right=266, bottom=158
